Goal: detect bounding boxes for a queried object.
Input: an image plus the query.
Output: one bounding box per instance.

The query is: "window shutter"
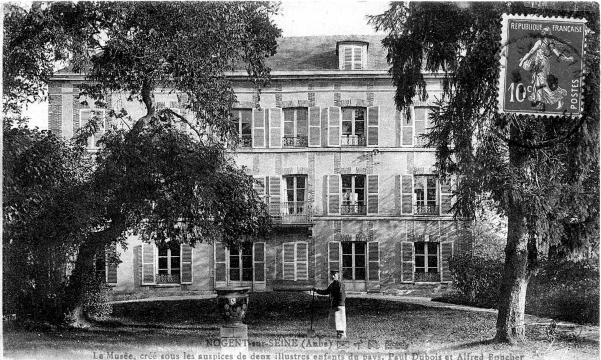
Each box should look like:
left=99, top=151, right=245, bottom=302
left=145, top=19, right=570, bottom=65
left=367, top=175, right=379, bottom=214
left=414, top=107, right=427, bottom=147
left=215, top=243, right=227, bottom=284
left=252, top=108, right=266, bottom=148
left=180, top=244, right=193, bottom=284
left=327, top=107, right=341, bottom=147
left=402, top=107, right=414, bottom=146
left=141, top=243, right=156, bottom=285
left=401, top=241, right=414, bottom=282
left=283, top=242, right=295, bottom=280
left=401, top=175, right=413, bottom=214
left=367, top=242, right=379, bottom=281
left=321, top=107, right=328, bottom=147
left=156, top=101, right=165, bottom=109
left=343, top=47, right=352, bottom=70
left=394, top=175, right=401, bottom=215
left=253, top=242, right=265, bottom=282
left=78, top=109, right=90, bottom=133
left=308, top=106, right=321, bottom=147
left=269, top=108, right=282, bottom=148
left=268, top=176, right=281, bottom=216
left=328, top=242, right=341, bottom=276
left=106, top=244, right=118, bottom=285
left=327, top=175, right=340, bottom=214
left=353, top=47, right=362, bottom=70
left=367, top=106, right=379, bottom=146
left=441, top=241, right=454, bottom=282
left=296, top=242, right=308, bottom=280
left=254, top=176, right=266, bottom=203
left=440, top=177, right=454, bottom=215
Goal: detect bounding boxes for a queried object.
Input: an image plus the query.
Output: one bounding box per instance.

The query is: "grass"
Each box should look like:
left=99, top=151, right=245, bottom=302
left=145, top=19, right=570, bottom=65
left=4, top=292, right=599, bottom=360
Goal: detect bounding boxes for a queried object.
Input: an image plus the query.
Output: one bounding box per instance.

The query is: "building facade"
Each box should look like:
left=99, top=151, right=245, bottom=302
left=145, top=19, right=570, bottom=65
left=49, top=35, right=473, bottom=298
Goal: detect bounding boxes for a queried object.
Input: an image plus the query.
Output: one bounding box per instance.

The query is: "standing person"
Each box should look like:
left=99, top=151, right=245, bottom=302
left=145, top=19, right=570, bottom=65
left=314, top=271, right=346, bottom=338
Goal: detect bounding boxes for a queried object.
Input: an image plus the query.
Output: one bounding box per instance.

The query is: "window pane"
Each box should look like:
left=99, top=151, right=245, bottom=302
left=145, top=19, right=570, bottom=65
left=230, top=255, right=239, bottom=268
left=297, top=109, right=307, bottom=121
left=284, top=121, right=294, bottom=136
left=429, top=256, right=438, bottom=271
left=287, top=190, right=295, bottom=202
left=342, top=268, right=353, bottom=280
left=297, top=176, right=305, bottom=189
left=286, top=177, right=294, bottom=189
left=284, top=109, right=294, bottom=122
left=170, top=243, right=180, bottom=255
left=355, top=255, right=365, bottom=268
left=342, top=121, right=352, bottom=135
left=355, top=120, right=365, bottom=135
left=242, top=243, right=253, bottom=255
left=241, top=110, right=252, bottom=124
left=415, top=256, right=425, bottom=268
left=355, top=242, right=366, bottom=254
left=342, top=242, right=353, bottom=254
left=415, top=108, right=428, bottom=120
left=296, top=189, right=305, bottom=202
left=427, top=243, right=438, bottom=254
left=242, top=268, right=253, bottom=281
left=241, top=122, right=251, bottom=136
left=230, top=269, right=240, bottom=281
left=171, top=257, right=180, bottom=270
left=415, top=267, right=425, bottom=273
left=158, top=247, right=168, bottom=256
left=342, top=175, right=352, bottom=189
left=354, top=175, right=365, bottom=188
left=343, top=254, right=353, bottom=267
left=415, top=242, right=425, bottom=254
left=230, top=247, right=239, bottom=256
left=158, top=257, right=168, bottom=269
left=355, top=267, right=365, bottom=280
left=242, top=255, right=252, bottom=268
left=342, top=108, right=353, bottom=121
left=355, top=108, right=365, bottom=120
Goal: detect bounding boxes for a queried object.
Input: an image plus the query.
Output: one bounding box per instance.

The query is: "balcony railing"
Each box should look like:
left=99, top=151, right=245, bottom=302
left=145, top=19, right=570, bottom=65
left=414, top=204, right=440, bottom=215
left=283, top=136, right=308, bottom=148
left=341, top=201, right=367, bottom=215
left=341, top=134, right=366, bottom=147
left=272, top=201, right=313, bottom=224
left=156, top=273, right=180, bottom=284
left=240, top=134, right=252, bottom=148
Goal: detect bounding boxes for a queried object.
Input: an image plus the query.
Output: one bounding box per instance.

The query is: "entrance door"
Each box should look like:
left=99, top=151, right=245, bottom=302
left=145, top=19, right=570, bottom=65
left=341, top=241, right=366, bottom=292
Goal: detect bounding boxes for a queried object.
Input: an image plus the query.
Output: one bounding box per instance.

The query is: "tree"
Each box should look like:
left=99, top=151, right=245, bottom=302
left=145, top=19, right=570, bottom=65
left=3, top=2, right=280, bottom=326
left=372, top=2, right=599, bottom=343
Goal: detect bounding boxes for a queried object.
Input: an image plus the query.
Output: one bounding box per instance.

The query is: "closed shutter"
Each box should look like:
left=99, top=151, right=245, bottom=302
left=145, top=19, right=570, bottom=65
left=253, top=242, right=265, bottom=282
left=308, top=106, right=321, bottom=147
left=252, top=108, right=266, bottom=148
left=328, top=242, right=341, bottom=276
left=283, top=242, right=295, bottom=280
left=440, top=177, right=454, bottom=215
left=343, top=47, right=352, bottom=70
left=402, top=107, right=414, bottom=146
left=269, top=108, right=282, bottom=148
left=268, top=176, right=281, bottom=216
left=215, top=243, right=227, bottom=284
left=327, top=175, right=340, bottom=214
left=367, top=242, right=379, bottom=281
left=328, top=107, right=341, bottom=147
left=414, top=107, right=427, bottom=147
left=394, top=175, right=401, bottom=215
left=296, top=242, right=308, bottom=280
left=367, top=106, right=379, bottom=146
left=353, top=47, right=362, bottom=70
left=441, top=241, right=454, bottom=282
left=367, top=175, right=379, bottom=214
left=401, top=241, right=414, bottom=282
left=106, top=244, right=118, bottom=285
left=141, top=243, right=156, bottom=285
left=401, top=175, right=413, bottom=214
left=181, top=244, right=193, bottom=284
left=254, top=176, right=267, bottom=203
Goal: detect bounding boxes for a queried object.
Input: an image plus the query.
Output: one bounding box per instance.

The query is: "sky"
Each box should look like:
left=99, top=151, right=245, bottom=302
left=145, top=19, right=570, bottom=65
left=23, top=1, right=390, bottom=130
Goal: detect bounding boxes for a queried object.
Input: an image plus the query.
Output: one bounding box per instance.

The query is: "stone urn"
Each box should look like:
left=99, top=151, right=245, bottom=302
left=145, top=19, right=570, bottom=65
left=215, top=286, right=250, bottom=324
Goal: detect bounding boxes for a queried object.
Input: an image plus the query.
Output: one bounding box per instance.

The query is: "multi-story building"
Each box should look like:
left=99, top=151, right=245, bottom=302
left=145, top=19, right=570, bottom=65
left=49, top=35, right=473, bottom=298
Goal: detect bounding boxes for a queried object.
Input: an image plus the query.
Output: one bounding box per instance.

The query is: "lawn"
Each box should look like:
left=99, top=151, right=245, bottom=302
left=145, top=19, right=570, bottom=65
left=4, top=292, right=598, bottom=360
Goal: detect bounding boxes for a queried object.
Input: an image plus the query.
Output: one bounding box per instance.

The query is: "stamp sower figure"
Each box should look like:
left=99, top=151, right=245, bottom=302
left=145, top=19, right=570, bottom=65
left=314, top=270, right=346, bottom=338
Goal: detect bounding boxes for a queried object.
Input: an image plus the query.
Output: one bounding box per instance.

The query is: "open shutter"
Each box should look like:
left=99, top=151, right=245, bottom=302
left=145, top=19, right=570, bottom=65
left=402, top=107, right=414, bottom=146
left=367, top=175, right=379, bottom=214
left=252, top=108, right=266, bottom=148
left=327, top=175, right=340, bottom=214
left=253, top=242, right=265, bottom=283
left=181, top=244, right=193, bottom=284
left=401, top=175, right=413, bottom=214
left=394, top=175, right=401, bottom=215
left=254, top=176, right=267, bottom=203
left=215, top=243, right=227, bottom=285
left=401, top=241, right=414, bottom=282
left=106, top=244, right=118, bottom=285
left=283, top=242, right=295, bottom=280
left=296, top=242, right=308, bottom=280
left=440, top=177, right=454, bottom=215
left=328, top=242, right=341, bottom=276
left=308, top=106, right=321, bottom=147
left=367, top=242, right=380, bottom=282
left=367, top=106, right=379, bottom=146
left=414, top=107, right=427, bottom=147
left=328, top=107, right=341, bottom=147
left=269, top=108, right=282, bottom=148
left=141, top=243, right=156, bottom=285
left=268, top=176, right=281, bottom=217
left=441, top=241, right=454, bottom=282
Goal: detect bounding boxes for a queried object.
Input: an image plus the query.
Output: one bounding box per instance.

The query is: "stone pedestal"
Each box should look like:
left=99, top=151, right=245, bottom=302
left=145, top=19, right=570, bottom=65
left=216, top=287, right=251, bottom=355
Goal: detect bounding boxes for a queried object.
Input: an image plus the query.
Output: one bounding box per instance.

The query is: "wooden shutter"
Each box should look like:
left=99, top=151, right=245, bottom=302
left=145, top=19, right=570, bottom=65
left=414, top=107, right=427, bottom=147
left=394, top=175, right=401, bottom=215
left=401, top=241, right=414, bottom=282
left=353, top=47, right=362, bottom=70
left=367, top=175, right=379, bottom=214
left=328, top=107, right=341, bottom=147
left=215, top=243, right=227, bottom=284
left=296, top=242, right=308, bottom=280
left=343, top=47, right=352, bottom=70
left=441, top=241, right=454, bottom=282
left=254, top=176, right=267, bottom=203
left=181, top=244, right=193, bottom=284
left=402, top=107, right=414, bottom=146
left=367, top=242, right=379, bottom=281
left=328, top=242, right=341, bottom=276
left=367, top=106, right=379, bottom=146
left=106, top=244, right=118, bottom=285
left=141, top=243, right=156, bottom=285
left=308, top=106, right=321, bottom=147
left=401, top=175, right=413, bottom=214
left=268, top=176, right=281, bottom=216
left=440, top=177, right=454, bottom=215
left=252, top=108, right=266, bottom=148
left=253, top=242, right=265, bottom=282
left=269, top=108, right=282, bottom=148
left=327, top=175, right=340, bottom=214
left=283, top=242, right=295, bottom=280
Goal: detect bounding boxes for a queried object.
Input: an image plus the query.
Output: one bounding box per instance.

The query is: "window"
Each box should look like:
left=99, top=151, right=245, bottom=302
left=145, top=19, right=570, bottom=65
left=341, top=175, right=366, bottom=215
left=342, top=242, right=366, bottom=281
left=341, top=107, right=366, bottom=146
left=285, top=175, right=306, bottom=215
left=229, top=243, right=253, bottom=282
left=215, top=242, right=265, bottom=286
left=157, top=242, right=181, bottom=284
left=341, top=45, right=364, bottom=70
left=414, top=176, right=438, bottom=215
left=283, top=108, right=308, bottom=147
left=94, top=245, right=117, bottom=285
left=414, top=107, right=430, bottom=146
left=79, top=109, right=106, bottom=148
left=232, top=109, right=252, bottom=147
left=414, top=242, right=439, bottom=282
left=283, top=242, right=309, bottom=280
left=94, top=252, right=106, bottom=281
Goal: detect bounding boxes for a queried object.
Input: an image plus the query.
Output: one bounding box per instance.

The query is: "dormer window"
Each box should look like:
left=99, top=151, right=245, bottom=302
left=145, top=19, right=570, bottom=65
left=337, top=41, right=368, bottom=70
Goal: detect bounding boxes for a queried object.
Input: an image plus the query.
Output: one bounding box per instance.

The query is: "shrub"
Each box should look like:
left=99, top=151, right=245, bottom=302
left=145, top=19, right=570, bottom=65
left=448, top=253, right=503, bottom=308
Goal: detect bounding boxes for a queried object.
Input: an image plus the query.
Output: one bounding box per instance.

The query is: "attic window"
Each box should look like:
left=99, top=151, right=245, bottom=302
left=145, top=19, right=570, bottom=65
left=337, top=41, right=368, bottom=70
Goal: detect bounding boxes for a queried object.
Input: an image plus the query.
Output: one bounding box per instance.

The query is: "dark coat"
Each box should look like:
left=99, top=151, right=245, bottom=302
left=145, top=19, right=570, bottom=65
left=315, top=280, right=346, bottom=308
